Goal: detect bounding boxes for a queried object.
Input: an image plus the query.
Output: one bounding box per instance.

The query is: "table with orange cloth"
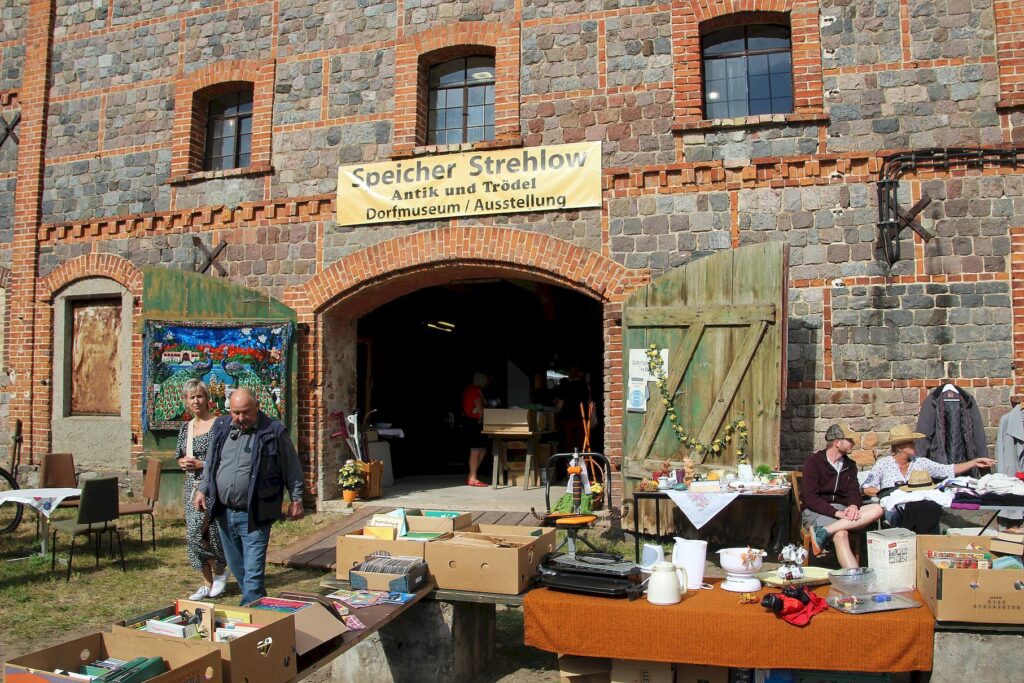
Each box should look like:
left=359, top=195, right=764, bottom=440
left=524, top=580, right=934, bottom=672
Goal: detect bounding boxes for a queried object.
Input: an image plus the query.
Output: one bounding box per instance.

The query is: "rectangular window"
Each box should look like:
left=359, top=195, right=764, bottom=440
left=70, top=299, right=121, bottom=415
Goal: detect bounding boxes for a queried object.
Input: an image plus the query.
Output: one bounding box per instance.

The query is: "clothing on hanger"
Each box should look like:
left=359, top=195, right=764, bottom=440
left=915, top=383, right=986, bottom=466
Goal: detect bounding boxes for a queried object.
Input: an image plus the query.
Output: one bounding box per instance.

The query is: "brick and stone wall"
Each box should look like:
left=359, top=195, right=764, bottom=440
left=0, top=0, right=1021, bottom=500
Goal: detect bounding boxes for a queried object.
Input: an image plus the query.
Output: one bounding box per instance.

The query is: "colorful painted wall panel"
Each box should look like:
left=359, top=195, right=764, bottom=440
left=144, top=321, right=293, bottom=431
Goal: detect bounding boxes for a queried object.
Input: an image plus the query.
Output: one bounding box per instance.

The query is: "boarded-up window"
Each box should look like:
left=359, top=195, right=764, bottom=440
left=70, top=299, right=121, bottom=415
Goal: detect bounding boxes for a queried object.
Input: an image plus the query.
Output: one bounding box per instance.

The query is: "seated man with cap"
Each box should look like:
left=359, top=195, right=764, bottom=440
left=862, top=423, right=995, bottom=527
left=801, top=423, right=884, bottom=568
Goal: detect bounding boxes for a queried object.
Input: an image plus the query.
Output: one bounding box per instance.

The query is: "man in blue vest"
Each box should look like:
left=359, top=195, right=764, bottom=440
left=195, top=387, right=304, bottom=605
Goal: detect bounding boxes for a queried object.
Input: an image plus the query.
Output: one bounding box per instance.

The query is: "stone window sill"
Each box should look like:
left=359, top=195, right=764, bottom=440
left=391, top=135, right=523, bottom=159
left=169, top=163, right=274, bottom=186
left=672, top=111, right=829, bottom=134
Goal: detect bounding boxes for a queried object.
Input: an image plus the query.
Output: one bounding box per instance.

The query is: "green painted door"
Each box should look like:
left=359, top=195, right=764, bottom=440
left=621, top=242, right=788, bottom=529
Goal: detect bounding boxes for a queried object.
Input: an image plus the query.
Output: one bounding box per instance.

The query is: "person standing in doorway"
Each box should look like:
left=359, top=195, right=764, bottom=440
left=176, top=379, right=229, bottom=600
left=194, top=387, right=304, bottom=605
left=462, top=372, right=490, bottom=487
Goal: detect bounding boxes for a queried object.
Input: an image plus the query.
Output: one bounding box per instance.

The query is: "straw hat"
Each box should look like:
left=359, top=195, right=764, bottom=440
left=879, top=424, right=926, bottom=447
left=899, top=469, right=938, bottom=492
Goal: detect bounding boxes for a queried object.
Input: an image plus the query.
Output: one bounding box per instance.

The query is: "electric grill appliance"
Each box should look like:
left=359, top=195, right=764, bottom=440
left=533, top=451, right=642, bottom=599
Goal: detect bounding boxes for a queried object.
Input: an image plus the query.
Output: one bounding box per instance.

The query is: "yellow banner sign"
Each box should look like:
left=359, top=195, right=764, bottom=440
left=336, top=142, right=602, bottom=226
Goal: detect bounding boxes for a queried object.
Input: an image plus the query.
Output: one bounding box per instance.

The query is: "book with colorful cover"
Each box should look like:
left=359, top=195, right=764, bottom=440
left=380, top=592, right=416, bottom=605
left=342, top=615, right=367, bottom=630
left=248, top=597, right=310, bottom=613
left=402, top=531, right=444, bottom=541
left=423, top=510, right=461, bottom=518
left=325, top=588, right=386, bottom=608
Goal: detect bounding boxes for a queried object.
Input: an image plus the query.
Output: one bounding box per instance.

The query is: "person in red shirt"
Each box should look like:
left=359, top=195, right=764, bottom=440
left=800, top=423, right=884, bottom=568
left=462, top=372, right=490, bottom=487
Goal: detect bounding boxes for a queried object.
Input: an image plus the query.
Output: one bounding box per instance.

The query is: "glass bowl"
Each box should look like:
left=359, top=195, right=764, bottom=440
left=828, top=567, right=876, bottom=593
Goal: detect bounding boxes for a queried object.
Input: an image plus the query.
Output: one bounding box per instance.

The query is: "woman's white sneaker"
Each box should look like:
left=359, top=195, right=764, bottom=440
left=189, top=585, right=211, bottom=600
left=209, top=572, right=228, bottom=598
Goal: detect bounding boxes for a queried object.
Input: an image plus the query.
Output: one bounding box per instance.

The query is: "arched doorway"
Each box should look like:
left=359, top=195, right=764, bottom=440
left=291, top=227, right=649, bottom=507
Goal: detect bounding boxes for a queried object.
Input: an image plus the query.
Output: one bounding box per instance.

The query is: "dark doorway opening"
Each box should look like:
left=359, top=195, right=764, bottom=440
left=355, top=279, right=604, bottom=481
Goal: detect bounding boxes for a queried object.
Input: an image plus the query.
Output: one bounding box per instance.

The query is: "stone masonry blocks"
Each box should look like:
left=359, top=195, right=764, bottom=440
left=272, top=121, right=393, bottom=198
left=328, top=48, right=395, bottom=120
left=908, top=0, right=996, bottom=61
left=42, top=150, right=172, bottom=224
left=50, top=23, right=180, bottom=98
left=605, top=11, right=673, bottom=89
left=183, top=4, right=275, bottom=75
left=274, top=58, right=324, bottom=127
left=819, top=0, right=902, bottom=68
left=521, top=21, right=600, bottom=96
left=403, top=0, right=515, bottom=34
left=277, top=0, right=398, bottom=57
left=830, top=282, right=1013, bottom=382
left=45, top=96, right=101, bottom=158
left=825, top=63, right=1004, bottom=153
left=104, top=84, right=175, bottom=151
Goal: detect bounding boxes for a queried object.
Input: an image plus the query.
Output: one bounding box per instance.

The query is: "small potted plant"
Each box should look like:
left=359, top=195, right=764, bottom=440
left=338, top=459, right=366, bottom=503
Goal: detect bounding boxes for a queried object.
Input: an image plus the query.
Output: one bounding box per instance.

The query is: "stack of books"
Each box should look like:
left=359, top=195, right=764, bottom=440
left=991, top=529, right=1024, bottom=556
left=55, top=656, right=168, bottom=682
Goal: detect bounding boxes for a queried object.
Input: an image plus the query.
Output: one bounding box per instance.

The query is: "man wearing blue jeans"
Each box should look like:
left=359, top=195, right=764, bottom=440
left=195, top=387, right=304, bottom=605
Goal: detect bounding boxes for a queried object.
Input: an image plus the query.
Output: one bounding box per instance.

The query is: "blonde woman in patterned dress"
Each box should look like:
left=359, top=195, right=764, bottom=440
left=176, top=379, right=229, bottom=600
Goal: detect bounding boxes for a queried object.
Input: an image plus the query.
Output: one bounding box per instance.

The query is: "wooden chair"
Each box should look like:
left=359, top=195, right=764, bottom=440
left=39, top=452, right=80, bottom=508
left=789, top=471, right=814, bottom=561
left=118, top=458, right=161, bottom=551
left=790, top=470, right=862, bottom=565
left=51, top=476, right=126, bottom=581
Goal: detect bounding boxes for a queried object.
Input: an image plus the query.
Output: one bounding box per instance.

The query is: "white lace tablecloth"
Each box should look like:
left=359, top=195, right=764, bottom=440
left=0, top=487, right=81, bottom=518
left=665, top=490, right=741, bottom=529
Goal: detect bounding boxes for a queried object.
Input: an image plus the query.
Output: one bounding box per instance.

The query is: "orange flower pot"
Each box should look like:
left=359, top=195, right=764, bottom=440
left=342, top=489, right=358, bottom=503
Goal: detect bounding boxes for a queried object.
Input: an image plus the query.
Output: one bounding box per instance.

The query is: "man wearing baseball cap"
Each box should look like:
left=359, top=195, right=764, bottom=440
left=800, top=423, right=884, bottom=568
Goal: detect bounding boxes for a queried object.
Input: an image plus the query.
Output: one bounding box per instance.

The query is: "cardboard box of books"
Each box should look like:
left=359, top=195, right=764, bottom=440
left=404, top=509, right=474, bottom=533
left=462, top=524, right=556, bottom=545
left=5, top=630, right=222, bottom=683
left=113, top=600, right=298, bottom=683
left=916, top=534, right=1024, bottom=623
left=335, top=510, right=457, bottom=580
left=424, top=531, right=556, bottom=594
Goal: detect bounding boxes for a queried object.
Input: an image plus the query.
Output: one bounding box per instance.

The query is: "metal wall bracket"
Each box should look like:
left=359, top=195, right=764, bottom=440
left=876, top=146, right=1024, bottom=269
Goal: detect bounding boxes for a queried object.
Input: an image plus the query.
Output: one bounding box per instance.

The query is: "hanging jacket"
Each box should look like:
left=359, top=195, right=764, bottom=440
left=915, top=384, right=987, bottom=465
left=996, top=405, right=1024, bottom=476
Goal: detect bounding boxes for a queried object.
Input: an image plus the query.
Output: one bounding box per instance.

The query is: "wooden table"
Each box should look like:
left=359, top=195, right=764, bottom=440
left=482, top=430, right=555, bottom=490
left=296, top=583, right=433, bottom=680
left=525, top=582, right=934, bottom=672
left=631, top=489, right=792, bottom=558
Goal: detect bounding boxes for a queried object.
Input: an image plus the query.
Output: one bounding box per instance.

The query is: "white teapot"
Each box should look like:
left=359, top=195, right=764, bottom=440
left=646, top=560, right=688, bottom=605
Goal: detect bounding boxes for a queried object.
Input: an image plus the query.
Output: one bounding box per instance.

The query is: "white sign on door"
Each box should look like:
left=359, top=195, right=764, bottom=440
left=628, top=348, right=669, bottom=383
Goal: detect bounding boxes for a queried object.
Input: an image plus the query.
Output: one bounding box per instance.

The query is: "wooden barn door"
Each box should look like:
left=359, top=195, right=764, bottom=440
left=621, top=242, right=788, bottom=531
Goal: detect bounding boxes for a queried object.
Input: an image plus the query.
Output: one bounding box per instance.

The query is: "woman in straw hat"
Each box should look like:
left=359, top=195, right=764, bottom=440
left=863, top=423, right=995, bottom=525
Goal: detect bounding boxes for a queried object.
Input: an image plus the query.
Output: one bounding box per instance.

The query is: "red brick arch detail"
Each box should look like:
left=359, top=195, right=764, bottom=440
left=170, top=60, right=276, bottom=179
left=673, top=0, right=823, bottom=121
left=294, top=228, right=643, bottom=314
left=32, top=253, right=145, bottom=465
left=392, top=22, right=521, bottom=155
left=38, top=253, right=143, bottom=300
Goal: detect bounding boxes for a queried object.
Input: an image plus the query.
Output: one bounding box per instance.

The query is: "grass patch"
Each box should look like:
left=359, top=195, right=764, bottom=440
left=0, top=510, right=335, bottom=663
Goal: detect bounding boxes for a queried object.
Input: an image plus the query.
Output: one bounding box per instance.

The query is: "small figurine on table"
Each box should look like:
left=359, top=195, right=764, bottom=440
left=776, top=544, right=808, bottom=581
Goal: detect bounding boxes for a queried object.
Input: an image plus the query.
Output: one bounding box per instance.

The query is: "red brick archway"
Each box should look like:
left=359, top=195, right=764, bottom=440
left=24, top=254, right=145, bottom=462
left=283, top=227, right=649, bottom=504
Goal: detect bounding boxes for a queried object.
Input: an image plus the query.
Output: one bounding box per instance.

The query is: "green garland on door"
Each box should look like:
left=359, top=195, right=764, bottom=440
left=646, top=344, right=749, bottom=463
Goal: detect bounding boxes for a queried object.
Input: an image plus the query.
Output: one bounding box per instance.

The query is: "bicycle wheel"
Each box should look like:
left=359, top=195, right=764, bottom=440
left=0, top=466, right=23, bottom=533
